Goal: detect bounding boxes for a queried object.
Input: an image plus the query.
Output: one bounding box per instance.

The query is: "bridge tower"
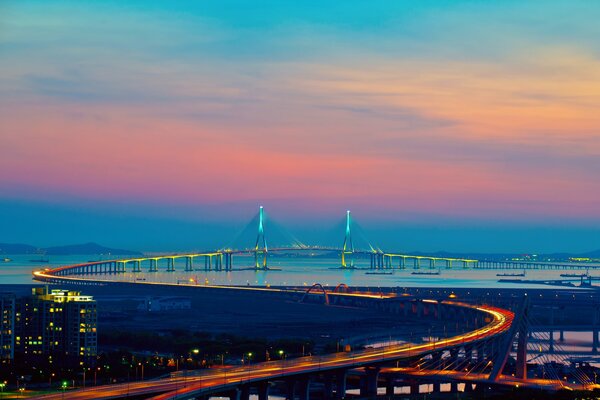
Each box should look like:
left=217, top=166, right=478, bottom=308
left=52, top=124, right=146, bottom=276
left=255, top=206, right=268, bottom=270
left=489, top=295, right=530, bottom=381
left=341, top=210, right=354, bottom=268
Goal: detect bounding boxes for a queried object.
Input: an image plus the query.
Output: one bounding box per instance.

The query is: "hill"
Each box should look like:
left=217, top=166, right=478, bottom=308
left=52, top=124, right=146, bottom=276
left=0, top=243, right=40, bottom=254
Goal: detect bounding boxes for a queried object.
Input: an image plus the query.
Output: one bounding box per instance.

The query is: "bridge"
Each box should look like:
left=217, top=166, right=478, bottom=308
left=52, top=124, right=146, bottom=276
left=34, top=207, right=482, bottom=283
left=32, top=206, right=597, bottom=283
left=31, top=286, right=598, bottom=400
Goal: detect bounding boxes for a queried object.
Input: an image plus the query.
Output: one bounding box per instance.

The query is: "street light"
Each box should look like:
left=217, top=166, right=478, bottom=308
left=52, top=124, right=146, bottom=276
left=0, top=382, right=5, bottom=399
left=61, top=381, right=68, bottom=400
left=139, top=362, right=144, bottom=381
left=278, top=350, right=284, bottom=359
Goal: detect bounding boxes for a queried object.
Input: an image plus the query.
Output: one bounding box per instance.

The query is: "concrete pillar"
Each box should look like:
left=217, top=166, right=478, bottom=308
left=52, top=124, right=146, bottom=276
left=239, top=385, right=250, bottom=400
left=185, top=257, right=193, bottom=272
left=297, top=378, right=310, bottom=400
left=410, top=382, right=419, bottom=395
left=362, top=367, right=380, bottom=397
left=593, top=330, right=599, bottom=354
left=449, top=348, right=459, bottom=365
left=432, top=382, right=440, bottom=393
left=286, top=380, right=296, bottom=400
left=335, top=371, right=347, bottom=400
left=549, top=330, right=554, bottom=353
left=227, top=389, right=241, bottom=400
left=323, top=376, right=334, bottom=400
left=385, top=378, right=394, bottom=396
left=559, top=330, right=565, bottom=342
left=258, top=382, right=270, bottom=400
left=450, top=382, right=458, bottom=393
left=464, top=345, right=473, bottom=363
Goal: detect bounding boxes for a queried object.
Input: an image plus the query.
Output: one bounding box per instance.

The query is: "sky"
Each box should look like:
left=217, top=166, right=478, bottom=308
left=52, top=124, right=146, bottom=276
left=1, top=1, right=599, bottom=253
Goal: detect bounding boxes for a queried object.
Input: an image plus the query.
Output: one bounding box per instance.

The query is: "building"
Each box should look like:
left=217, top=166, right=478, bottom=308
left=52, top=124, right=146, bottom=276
left=15, top=287, right=97, bottom=367
left=0, top=293, right=15, bottom=363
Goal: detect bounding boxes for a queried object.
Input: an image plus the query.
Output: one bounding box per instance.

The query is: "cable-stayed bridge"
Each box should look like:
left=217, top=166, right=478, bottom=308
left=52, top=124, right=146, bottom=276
left=41, top=206, right=479, bottom=277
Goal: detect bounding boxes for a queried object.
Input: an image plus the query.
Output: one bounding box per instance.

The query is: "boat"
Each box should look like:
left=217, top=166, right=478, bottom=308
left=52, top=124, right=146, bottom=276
left=365, top=271, right=393, bottom=275
left=497, top=271, right=526, bottom=277
left=2, top=258, right=11, bottom=262
left=411, top=271, right=440, bottom=275
left=560, top=273, right=587, bottom=278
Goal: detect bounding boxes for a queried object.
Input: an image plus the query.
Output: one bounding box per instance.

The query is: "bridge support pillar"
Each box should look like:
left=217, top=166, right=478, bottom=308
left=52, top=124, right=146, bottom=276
left=464, top=345, right=473, bottom=363
left=515, top=318, right=528, bottom=379
left=335, top=371, right=347, bottom=400
left=432, top=382, right=440, bottom=393
left=296, top=377, right=310, bottom=400
left=258, top=381, right=270, bottom=400
left=449, top=348, right=459, bottom=365
left=361, top=367, right=380, bottom=397
left=285, top=380, right=296, bottom=400
left=149, top=259, right=158, bottom=272
left=593, top=330, right=599, bottom=354
left=185, top=257, right=193, bottom=272
left=449, top=382, right=458, bottom=393
left=167, top=258, right=175, bottom=272
left=559, top=330, right=565, bottom=342
left=385, top=378, right=394, bottom=396
left=226, top=389, right=241, bottom=400
left=323, top=375, right=334, bottom=400
left=548, top=330, right=554, bottom=353
left=410, top=382, right=419, bottom=395
left=238, top=385, right=250, bottom=400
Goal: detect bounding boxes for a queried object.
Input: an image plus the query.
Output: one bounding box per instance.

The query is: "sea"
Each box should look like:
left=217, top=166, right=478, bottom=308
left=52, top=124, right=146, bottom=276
left=2, top=253, right=600, bottom=290
left=3, top=253, right=600, bottom=366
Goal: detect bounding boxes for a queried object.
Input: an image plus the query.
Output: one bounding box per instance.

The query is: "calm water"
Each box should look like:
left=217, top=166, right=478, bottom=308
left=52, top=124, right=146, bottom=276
left=3, top=254, right=600, bottom=289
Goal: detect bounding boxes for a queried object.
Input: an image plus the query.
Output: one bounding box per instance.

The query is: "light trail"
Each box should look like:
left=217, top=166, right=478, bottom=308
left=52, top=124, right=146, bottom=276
left=31, top=300, right=514, bottom=400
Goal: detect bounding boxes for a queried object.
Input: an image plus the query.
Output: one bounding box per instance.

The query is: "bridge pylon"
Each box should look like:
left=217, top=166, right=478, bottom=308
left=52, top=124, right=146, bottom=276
left=489, top=295, right=530, bottom=381
left=341, top=210, right=354, bottom=268
left=255, top=206, right=268, bottom=270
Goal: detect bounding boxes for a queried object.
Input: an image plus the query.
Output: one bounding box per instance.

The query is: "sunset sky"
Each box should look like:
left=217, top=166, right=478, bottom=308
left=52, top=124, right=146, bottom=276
left=1, top=1, right=599, bottom=252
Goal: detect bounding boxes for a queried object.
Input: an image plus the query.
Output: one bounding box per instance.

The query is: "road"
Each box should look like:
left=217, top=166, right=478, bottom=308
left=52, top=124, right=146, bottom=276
left=32, top=301, right=513, bottom=400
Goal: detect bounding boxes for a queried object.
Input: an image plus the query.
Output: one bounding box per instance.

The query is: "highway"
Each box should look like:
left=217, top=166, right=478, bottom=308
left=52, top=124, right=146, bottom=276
left=32, top=301, right=513, bottom=400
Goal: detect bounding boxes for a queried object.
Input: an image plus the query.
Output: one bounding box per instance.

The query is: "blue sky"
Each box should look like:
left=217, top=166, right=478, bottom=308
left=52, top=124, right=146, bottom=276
left=1, top=1, right=599, bottom=253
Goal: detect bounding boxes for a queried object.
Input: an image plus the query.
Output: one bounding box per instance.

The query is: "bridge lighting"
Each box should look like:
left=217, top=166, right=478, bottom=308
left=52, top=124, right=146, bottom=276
left=192, top=349, right=200, bottom=355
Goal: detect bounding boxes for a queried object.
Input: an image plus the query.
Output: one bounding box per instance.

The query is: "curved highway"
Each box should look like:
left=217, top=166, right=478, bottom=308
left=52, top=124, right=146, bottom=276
left=32, top=295, right=513, bottom=400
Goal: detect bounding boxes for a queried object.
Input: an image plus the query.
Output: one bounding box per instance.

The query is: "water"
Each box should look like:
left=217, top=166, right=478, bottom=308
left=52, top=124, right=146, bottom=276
left=4, top=254, right=600, bottom=289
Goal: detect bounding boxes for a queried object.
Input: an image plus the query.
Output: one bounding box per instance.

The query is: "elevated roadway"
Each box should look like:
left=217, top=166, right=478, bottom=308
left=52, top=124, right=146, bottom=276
left=33, top=299, right=513, bottom=400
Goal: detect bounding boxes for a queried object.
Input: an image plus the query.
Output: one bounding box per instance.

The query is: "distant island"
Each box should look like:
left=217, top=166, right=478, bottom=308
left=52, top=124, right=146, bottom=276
left=0, top=242, right=142, bottom=256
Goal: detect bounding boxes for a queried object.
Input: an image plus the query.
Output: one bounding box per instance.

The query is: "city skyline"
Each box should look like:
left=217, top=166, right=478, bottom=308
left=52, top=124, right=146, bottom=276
left=2, top=1, right=599, bottom=252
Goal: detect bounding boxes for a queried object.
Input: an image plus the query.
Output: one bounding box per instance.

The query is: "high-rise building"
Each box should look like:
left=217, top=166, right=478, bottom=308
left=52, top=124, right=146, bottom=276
left=15, top=287, right=97, bottom=367
left=0, top=293, right=15, bottom=363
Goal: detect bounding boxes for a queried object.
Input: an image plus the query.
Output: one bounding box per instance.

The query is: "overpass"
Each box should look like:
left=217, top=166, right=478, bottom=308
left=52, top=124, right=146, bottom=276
left=33, top=291, right=522, bottom=400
